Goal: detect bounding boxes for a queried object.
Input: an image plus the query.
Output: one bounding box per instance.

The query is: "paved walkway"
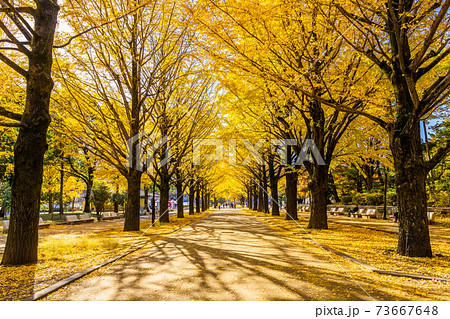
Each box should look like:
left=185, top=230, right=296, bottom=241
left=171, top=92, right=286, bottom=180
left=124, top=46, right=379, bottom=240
left=46, top=210, right=423, bottom=301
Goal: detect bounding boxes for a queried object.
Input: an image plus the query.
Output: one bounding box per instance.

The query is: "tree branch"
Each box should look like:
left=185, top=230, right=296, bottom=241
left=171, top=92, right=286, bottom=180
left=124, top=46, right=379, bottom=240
left=0, top=7, right=36, bottom=16
left=411, top=0, right=450, bottom=72
left=415, top=46, right=450, bottom=80
left=0, top=51, right=28, bottom=77
left=0, top=121, right=23, bottom=127
left=0, top=105, right=23, bottom=121
left=293, top=85, right=388, bottom=128
left=0, top=0, right=36, bottom=41
left=54, top=1, right=153, bottom=49
left=420, top=70, right=450, bottom=109
left=425, top=140, right=450, bottom=172
left=0, top=19, right=31, bottom=54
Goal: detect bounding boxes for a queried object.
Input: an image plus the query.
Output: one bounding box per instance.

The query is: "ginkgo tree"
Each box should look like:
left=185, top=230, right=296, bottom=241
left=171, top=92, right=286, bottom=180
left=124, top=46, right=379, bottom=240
left=55, top=0, right=176, bottom=231
left=217, top=74, right=287, bottom=216
left=146, top=70, right=218, bottom=223
left=55, top=0, right=218, bottom=230
left=0, top=0, right=60, bottom=265
left=192, top=0, right=382, bottom=228
left=0, top=0, right=153, bottom=265
left=324, top=0, right=450, bottom=257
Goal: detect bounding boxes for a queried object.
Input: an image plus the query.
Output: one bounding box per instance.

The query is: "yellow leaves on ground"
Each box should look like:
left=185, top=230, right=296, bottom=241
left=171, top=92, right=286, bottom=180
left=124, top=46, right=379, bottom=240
left=0, top=212, right=209, bottom=300
left=250, top=210, right=450, bottom=300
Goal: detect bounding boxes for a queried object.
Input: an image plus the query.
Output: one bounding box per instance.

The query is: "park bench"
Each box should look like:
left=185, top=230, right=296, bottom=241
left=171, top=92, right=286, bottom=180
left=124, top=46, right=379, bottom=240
left=332, top=207, right=345, bottom=215
left=427, top=212, right=436, bottom=224
left=327, top=207, right=336, bottom=214
left=39, top=218, right=50, bottom=228
left=2, top=218, right=51, bottom=234
left=102, top=212, right=121, bottom=221
left=351, top=208, right=365, bottom=218
left=78, top=214, right=95, bottom=223
left=2, top=220, right=8, bottom=234
left=65, top=215, right=83, bottom=225
left=362, top=208, right=377, bottom=219
left=110, top=212, right=121, bottom=219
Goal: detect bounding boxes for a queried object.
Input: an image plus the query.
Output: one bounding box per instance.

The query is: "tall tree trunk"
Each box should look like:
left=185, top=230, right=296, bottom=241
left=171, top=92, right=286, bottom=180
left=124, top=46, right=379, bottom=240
left=1, top=1, right=60, bottom=265
left=252, top=184, right=258, bottom=211
left=248, top=186, right=251, bottom=209
left=144, top=187, right=149, bottom=214
left=328, top=172, right=340, bottom=203
left=390, top=123, right=432, bottom=257
left=151, top=180, right=156, bottom=226
left=262, top=164, right=269, bottom=214
left=308, top=164, right=329, bottom=229
left=285, top=169, right=298, bottom=220
left=383, top=168, right=388, bottom=220
left=285, top=145, right=298, bottom=220
left=201, top=188, right=205, bottom=212
left=59, top=154, right=64, bottom=216
left=195, top=185, right=201, bottom=213
left=83, top=166, right=94, bottom=213
left=257, top=183, right=263, bottom=212
left=123, top=14, right=143, bottom=231
left=268, top=155, right=280, bottom=216
left=270, top=187, right=279, bottom=214
left=176, top=176, right=184, bottom=218
left=203, top=189, right=208, bottom=211
left=248, top=186, right=252, bottom=210
left=123, top=169, right=142, bottom=231
left=48, top=195, right=54, bottom=217
left=423, top=121, right=436, bottom=189
left=114, top=200, right=119, bottom=214
left=362, top=164, right=374, bottom=192
left=159, top=167, right=170, bottom=223
left=189, top=179, right=195, bottom=215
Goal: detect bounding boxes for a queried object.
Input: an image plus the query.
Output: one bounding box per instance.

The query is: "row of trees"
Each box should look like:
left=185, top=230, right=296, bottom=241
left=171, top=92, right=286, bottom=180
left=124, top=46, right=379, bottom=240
left=193, top=0, right=450, bottom=257
left=0, top=0, right=449, bottom=265
left=0, top=0, right=219, bottom=265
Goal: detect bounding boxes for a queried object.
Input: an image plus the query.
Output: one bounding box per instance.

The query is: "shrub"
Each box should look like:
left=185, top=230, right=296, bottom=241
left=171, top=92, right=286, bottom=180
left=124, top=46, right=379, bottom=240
left=111, top=191, right=127, bottom=213
left=365, top=193, right=384, bottom=205
left=386, top=191, right=397, bottom=206
left=341, top=195, right=353, bottom=205
left=0, top=181, right=11, bottom=210
left=352, top=193, right=367, bottom=205
left=92, top=183, right=111, bottom=217
left=430, top=190, right=450, bottom=207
